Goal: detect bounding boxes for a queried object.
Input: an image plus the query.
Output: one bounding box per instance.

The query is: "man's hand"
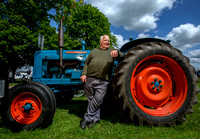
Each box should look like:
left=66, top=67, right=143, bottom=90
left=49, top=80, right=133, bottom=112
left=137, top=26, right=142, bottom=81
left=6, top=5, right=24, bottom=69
left=111, top=50, right=118, bottom=57
left=80, top=75, right=87, bottom=83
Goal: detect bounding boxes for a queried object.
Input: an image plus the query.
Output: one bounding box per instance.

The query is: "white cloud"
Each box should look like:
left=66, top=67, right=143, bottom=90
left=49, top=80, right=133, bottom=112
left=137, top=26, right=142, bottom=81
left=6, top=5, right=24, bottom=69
left=85, top=0, right=176, bottom=32
left=112, top=33, right=129, bottom=49
left=188, top=49, right=200, bottom=58
left=164, top=23, right=200, bottom=51
left=156, top=23, right=200, bottom=71
left=190, top=59, right=200, bottom=71
left=190, top=58, right=200, bottom=63
left=137, top=33, right=150, bottom=38
left=187, top=49, right=200, bottom=71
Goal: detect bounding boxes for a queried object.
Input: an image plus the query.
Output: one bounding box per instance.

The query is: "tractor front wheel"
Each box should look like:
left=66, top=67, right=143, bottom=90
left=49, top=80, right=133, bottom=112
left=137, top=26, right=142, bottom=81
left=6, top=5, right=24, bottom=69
left=1, top=82, right=56, bottom=131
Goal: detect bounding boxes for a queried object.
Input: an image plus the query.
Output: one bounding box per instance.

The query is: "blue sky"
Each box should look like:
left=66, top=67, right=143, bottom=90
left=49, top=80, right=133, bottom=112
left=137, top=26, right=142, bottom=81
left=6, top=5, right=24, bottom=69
left=51, top=0, right=200, bottom=70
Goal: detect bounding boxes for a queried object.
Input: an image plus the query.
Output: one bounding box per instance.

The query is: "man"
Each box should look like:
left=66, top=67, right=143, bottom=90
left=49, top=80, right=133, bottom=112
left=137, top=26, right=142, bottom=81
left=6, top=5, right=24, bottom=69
left=80, top=35, right=124, bottom=130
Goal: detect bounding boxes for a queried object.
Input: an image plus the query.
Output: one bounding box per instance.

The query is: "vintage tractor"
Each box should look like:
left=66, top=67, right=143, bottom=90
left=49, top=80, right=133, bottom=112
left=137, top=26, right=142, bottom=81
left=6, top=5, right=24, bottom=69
left=0, top=20, right=199, bottom=130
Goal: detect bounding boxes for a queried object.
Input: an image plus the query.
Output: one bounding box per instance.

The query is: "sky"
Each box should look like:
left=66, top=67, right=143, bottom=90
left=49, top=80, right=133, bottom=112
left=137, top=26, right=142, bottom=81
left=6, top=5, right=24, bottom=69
left=51, top=0, right=200, bottom=71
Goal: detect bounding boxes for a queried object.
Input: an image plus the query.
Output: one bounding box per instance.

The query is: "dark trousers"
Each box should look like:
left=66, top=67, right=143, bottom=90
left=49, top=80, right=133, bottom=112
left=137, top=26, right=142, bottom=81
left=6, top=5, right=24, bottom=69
left=84, top=77, right=109, bottom=122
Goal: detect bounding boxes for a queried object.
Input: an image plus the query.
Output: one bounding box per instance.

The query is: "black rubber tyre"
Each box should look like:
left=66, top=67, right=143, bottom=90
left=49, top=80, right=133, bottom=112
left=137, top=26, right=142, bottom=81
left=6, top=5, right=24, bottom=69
left=26, top=81, right=56, bottom=127
left=1, top=81, right=56, bottom=131
left=113, top=42, right=199, bottom=126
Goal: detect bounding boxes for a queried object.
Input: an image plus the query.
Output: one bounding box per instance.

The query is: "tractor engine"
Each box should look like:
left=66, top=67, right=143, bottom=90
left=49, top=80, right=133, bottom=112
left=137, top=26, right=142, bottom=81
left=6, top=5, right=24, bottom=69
left=32, top=49, right=90, bottom=93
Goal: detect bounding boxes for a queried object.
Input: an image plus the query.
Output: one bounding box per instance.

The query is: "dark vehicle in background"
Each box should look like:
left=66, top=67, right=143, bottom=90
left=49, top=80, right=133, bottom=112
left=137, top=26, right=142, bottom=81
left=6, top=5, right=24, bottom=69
left=197, top=70, right=200, bottom=78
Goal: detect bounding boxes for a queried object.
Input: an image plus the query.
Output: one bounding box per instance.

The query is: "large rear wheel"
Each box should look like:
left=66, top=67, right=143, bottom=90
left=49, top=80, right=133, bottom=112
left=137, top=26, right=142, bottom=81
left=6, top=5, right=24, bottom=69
left=113, top=42, right=199, bottom=126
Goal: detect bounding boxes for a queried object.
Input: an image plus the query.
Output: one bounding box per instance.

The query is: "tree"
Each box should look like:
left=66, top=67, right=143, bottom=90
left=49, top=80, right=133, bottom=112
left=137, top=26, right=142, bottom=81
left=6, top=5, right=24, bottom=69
left=37, top=21, right=58, bottom=50
left=46, top=0, right=84, bottom=50
left=0, top=0, right=116, bottom=81
left=63, top=4, right=117, bottom=50
left=49, top=0, right=84, bottom=23
left=0, top=0, right=58, bottom=79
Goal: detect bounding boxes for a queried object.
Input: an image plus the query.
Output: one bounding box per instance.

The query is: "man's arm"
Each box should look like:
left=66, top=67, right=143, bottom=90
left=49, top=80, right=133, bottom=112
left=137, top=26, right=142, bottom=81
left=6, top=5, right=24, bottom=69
left=80, top=51, right=92, bottom=83
left=80, top=75, right=87, bottom=83
left=111, top=50, right=124, bottom=58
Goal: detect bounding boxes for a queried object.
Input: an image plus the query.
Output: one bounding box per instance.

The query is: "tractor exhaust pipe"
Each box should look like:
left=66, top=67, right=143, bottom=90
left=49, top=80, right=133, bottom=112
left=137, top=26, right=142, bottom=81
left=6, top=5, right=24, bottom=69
left=59, top=19, right=64, bottom=68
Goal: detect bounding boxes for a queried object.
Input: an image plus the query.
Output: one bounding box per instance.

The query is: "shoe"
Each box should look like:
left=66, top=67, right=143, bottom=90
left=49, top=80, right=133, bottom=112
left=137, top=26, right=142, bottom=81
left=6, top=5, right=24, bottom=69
left=80, top=118, right=89, bottom=130
left=88, top=121, right=100, bottom=128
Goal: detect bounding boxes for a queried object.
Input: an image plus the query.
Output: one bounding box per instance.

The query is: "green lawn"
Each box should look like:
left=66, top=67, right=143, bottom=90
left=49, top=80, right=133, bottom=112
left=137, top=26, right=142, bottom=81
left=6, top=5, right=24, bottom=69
left=0, top=80, right=200, bottom=138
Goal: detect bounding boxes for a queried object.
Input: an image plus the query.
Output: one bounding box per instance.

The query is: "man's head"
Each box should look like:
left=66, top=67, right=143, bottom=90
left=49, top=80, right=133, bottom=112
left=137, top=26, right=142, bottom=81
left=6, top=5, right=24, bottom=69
left=100, top=35, right=110, bottom=49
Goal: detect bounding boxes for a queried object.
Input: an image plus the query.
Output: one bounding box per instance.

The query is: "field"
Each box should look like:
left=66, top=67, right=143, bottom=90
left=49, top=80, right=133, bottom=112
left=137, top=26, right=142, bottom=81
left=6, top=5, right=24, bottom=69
left=0, top=80, right=200, bottom=138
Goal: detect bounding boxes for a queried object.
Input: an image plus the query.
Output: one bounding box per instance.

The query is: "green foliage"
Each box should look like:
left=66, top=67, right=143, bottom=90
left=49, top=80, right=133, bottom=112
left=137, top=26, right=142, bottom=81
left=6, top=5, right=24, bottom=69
left=0, top=0, right=116, bottom=77
left=38, top=21, right=58, bottom=50
left=49, top=0, right=83, bottom=23
left=0, top=0, right=57, bottom=72
left=63, top=4, right=117, bottom=50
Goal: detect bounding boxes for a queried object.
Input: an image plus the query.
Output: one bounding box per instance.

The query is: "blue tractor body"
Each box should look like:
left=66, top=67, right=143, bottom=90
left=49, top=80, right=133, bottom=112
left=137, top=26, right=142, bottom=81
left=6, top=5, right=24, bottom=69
left=32, top=38, right=170, bottom=94
left=32, top=48, right=91, bottom=93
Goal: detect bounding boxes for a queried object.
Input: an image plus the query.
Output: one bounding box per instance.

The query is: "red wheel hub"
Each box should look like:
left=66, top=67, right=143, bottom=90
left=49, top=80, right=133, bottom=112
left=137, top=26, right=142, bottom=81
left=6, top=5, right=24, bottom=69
left=11, top=92, right=42, bottom=124
left=130, top=55, right=187, bottom=116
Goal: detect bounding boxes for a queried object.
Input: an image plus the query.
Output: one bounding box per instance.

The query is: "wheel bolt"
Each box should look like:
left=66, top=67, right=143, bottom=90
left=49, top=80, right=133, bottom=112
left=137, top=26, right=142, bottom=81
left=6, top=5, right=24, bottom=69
left=160, top=85, right=163, bottom=88
left=155, top=78, right=157, bottom=81
left=159, top=80, right=162, bottom=83
left=152, top=87, right=155, bottom=89
left=151, top=82, right=154, bottom=85
left=157, top=88, right=160, bottom=91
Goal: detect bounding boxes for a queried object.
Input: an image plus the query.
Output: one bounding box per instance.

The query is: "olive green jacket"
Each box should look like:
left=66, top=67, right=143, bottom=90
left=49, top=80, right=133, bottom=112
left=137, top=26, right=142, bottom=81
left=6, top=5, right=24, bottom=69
left=82, top=47, right=124, bottom=81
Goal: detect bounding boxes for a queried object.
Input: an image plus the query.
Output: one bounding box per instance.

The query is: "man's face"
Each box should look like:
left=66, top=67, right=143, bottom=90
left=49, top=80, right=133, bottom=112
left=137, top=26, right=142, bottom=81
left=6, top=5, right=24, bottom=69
left=100, top=36, right=110, bottom=49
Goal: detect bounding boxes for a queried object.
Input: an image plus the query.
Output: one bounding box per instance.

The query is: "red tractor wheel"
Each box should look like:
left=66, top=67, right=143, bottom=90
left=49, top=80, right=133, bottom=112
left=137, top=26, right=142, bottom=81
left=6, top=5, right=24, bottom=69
left=1, top=82, right=56, bottom=131
left=10, top=92, right=42, bottom=125
left=113, top=42, right=199, bottom=126
left=26, top=81, right=56, bottom=127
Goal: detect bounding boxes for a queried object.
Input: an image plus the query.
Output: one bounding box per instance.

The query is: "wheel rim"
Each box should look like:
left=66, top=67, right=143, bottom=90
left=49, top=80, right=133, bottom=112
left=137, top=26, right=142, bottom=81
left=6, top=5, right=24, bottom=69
left=11, top=92, right=42, bottom=124
left=74, top=90, right=85, bottom=97
left=130, top=55, right=187, bottom=116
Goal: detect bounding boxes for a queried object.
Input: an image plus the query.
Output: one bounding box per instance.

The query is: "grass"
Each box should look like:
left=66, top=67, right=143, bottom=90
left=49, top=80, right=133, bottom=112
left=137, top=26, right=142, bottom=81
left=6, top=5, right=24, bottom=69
left=0, top=80, right=200, bottom=138
left=8, top=79, right=24, bottom=88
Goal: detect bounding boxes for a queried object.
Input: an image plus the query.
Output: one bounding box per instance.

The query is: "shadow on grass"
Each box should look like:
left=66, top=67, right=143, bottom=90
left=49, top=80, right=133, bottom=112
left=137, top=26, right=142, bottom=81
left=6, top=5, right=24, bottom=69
left=56, top=94, right=133, bottom=125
